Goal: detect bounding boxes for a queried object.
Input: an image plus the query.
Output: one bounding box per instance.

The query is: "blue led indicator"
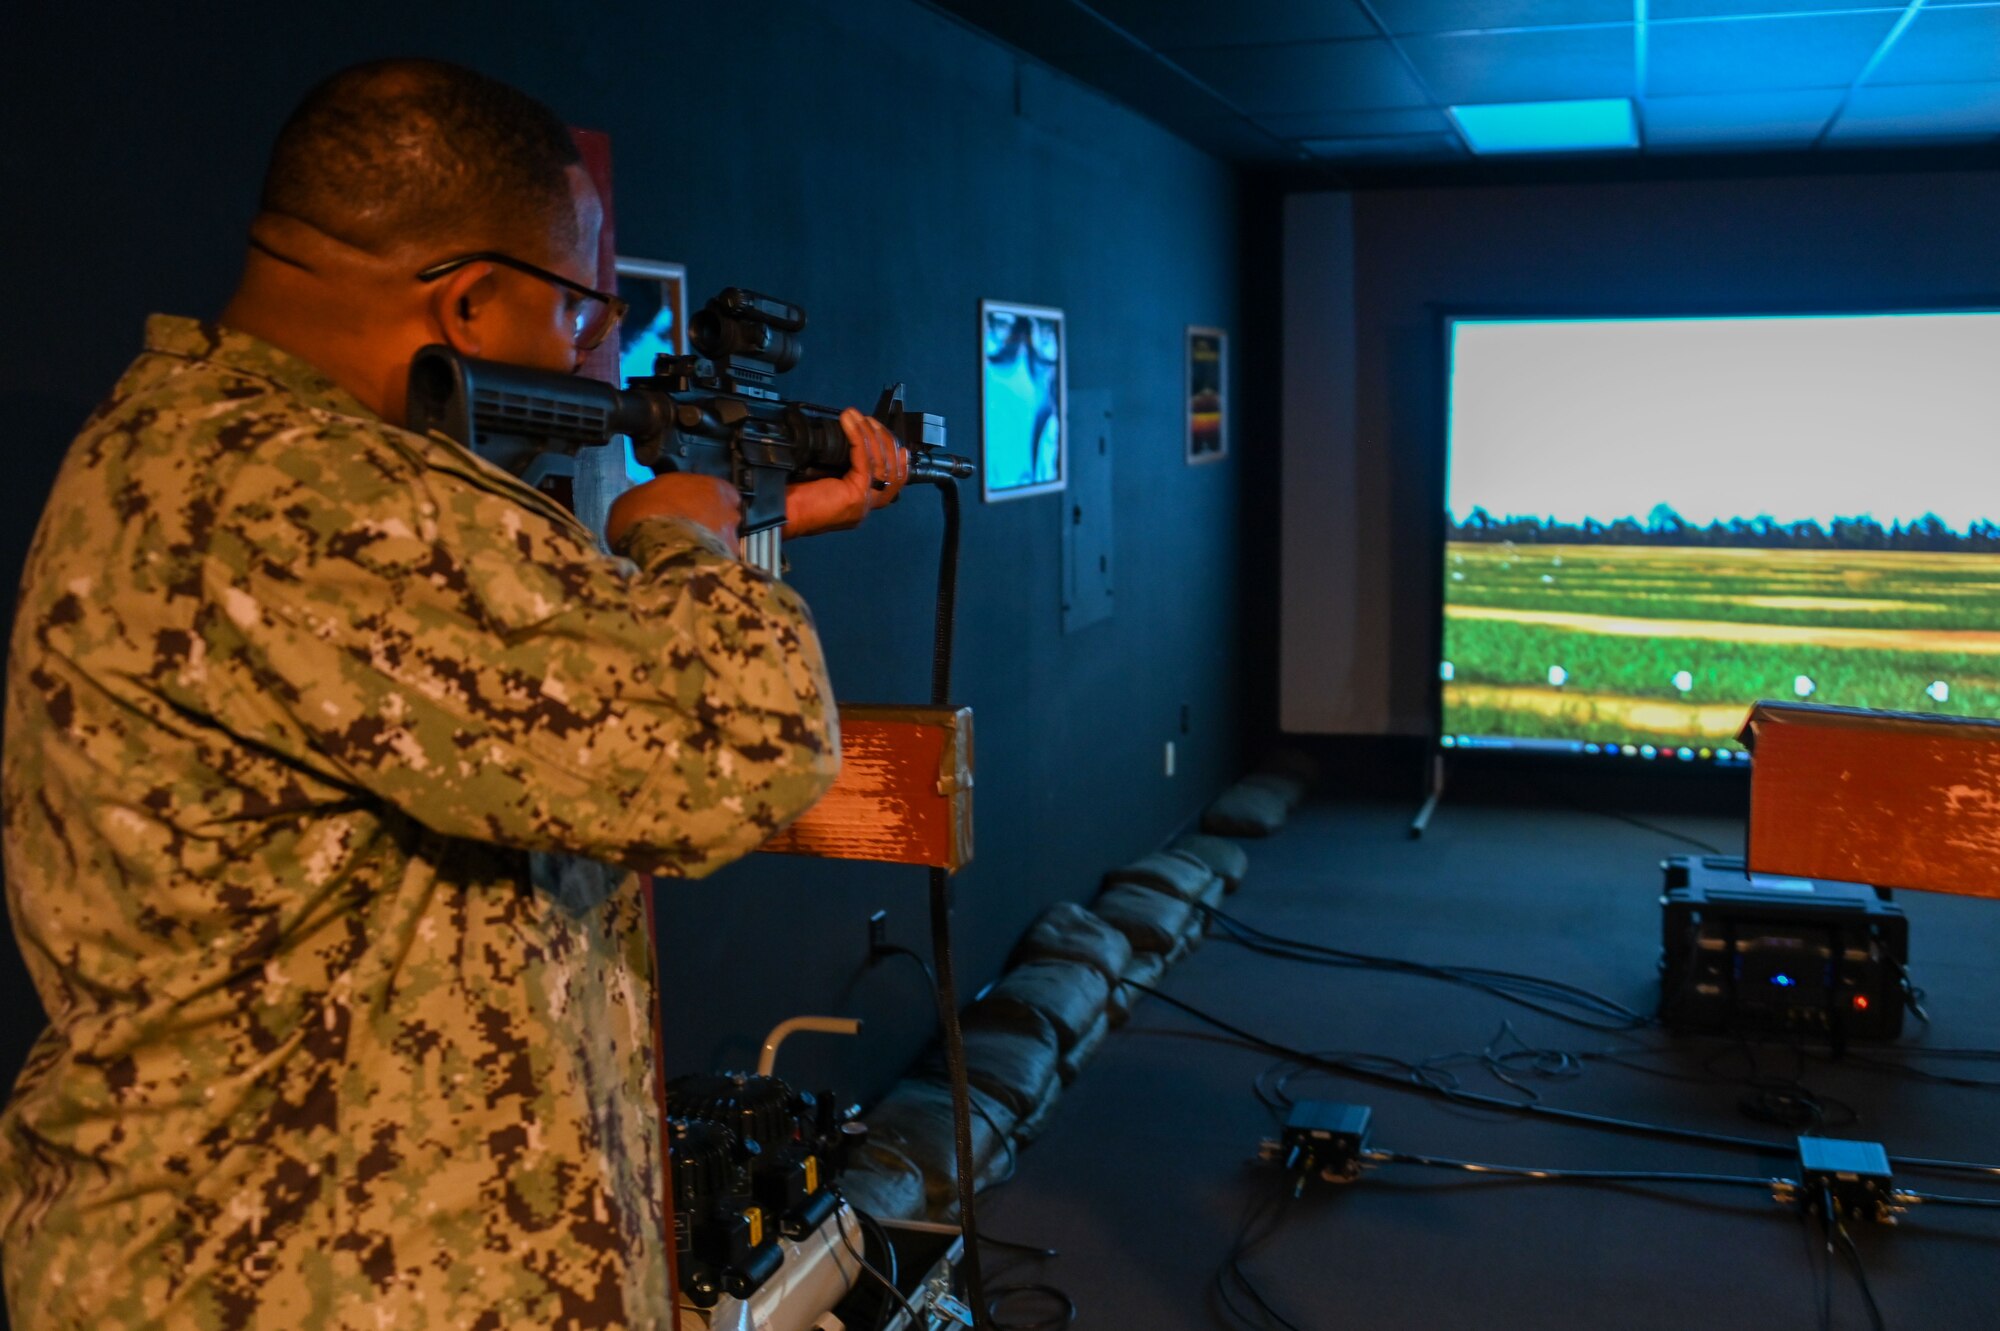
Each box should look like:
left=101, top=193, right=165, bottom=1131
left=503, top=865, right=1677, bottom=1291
left=1772, top=974, right=1795, bottom=988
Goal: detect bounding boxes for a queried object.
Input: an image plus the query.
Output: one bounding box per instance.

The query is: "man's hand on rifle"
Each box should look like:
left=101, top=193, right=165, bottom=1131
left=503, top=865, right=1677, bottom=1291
left=784, top=408, right=910, bottom=537
left=603, top=408, right=906, bottom=556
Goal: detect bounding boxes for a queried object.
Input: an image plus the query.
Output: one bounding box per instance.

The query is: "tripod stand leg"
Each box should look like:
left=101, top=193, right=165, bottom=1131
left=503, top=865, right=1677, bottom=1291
left=1409, top=752, right=1446, bottom=840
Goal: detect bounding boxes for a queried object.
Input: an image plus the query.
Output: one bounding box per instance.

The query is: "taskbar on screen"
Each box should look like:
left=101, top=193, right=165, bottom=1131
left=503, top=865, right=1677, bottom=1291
left=1440, top=734, right=1749, bottom=765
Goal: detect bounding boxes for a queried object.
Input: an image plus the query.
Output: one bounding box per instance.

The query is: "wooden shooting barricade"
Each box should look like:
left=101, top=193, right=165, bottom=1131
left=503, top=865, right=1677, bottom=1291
left=761, top=703, right=975, bottom=871
left=1742, top=700, right=2000, bottom=899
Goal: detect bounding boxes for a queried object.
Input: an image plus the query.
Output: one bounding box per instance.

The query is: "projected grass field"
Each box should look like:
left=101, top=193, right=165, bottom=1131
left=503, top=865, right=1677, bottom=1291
left=1438, top=310, right=2000, bottom=760
left=1441, top=542, right=2000, bottom=750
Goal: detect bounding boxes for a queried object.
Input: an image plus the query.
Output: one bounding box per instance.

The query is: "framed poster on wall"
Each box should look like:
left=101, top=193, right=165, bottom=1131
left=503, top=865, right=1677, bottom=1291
left=614, top=256, right=688, bottom=384
left=1187, top=325, right=1227, bottom=464
left=611, top=256, right=688, bottom=487
left=981, top=299, right=1067, bottom=502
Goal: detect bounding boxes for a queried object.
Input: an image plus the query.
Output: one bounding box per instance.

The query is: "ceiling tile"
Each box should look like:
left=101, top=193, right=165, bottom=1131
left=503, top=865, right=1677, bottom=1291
left=1369, top=0, right=1631, bottom=35
left=1640, top=88, right=1843, bottom=150
left=923, top=0, right=1129, bottom=61
left=1827, top=80, right=2000, bottom=142
left=1651, top=1, right=1905, bottom=17
left=1178, top=116, right=1323, bottom=162
left=1172, top=39, right=1432, bottom=113
left=1646, top=10, right=1899, bottom=95
left=1865, top=6, right=2000, bottom=86
left=1399, top=25, right=1637, bottom=105
left=1301, top=132, right=1466, bottom=159
left=1254, top=105, right=1458, bottom=137
left=1082, top=0, right=1376, bottom=49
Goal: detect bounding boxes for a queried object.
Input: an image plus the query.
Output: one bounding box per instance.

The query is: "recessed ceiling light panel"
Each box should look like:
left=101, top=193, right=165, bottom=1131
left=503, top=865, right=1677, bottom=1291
left=1447, top=98, right=1640, bottom=154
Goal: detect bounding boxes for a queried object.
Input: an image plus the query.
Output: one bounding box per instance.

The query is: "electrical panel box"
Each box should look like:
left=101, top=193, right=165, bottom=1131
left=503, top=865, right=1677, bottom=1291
left=1061, top=390, right=1114, bottom=634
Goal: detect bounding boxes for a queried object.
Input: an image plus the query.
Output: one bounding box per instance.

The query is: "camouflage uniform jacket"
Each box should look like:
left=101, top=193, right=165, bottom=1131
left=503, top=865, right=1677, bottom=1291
left=0, top=316, right=841, bottom=1329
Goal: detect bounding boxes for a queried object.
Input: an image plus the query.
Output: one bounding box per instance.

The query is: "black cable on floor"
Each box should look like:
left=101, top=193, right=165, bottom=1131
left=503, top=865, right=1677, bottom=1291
left=872, top=940, right=1080, bottom=1321
left=1368, top=1147, right=1780, bottom=1191
left=1124, top=978, right=1797, bottom=1160
left=1198, top=902, right=1653, bottom=1033
left=1582, top=804, right=1730, bottom=856
left=831, top=1194, right=922, bottom=1331
left=871, top=944, right=1021, bottom=1187
left=1211, top=1184, right=1307, bottom=1331
left=1901, top=1189, right=2000, bottom=1210
left=1133, top=967, right=2000, bottom=1188
left=1833, top=1214, right=1889, bottom=1331
left=1807, top=1200, right=1834, bottom=1331
left=985, top=1282, right=1076, bottom=1331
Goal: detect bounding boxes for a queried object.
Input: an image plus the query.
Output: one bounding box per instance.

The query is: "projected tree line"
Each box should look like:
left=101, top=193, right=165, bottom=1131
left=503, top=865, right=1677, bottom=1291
left=1449, top=505, right=2000, bottom=552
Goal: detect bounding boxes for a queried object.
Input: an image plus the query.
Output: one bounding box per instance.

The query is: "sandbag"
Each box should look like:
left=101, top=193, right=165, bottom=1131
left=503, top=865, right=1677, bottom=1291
left=1202, top=781, right=1287, bottom=836
left=1012, top=1083, right=1064, bottom=1144
left=1172, top=833, right=1248, bottom=894
left=863, top=1077, right=1017, bottom=1213
left=1261, top=748, right=1322, bottom=785
left=1242, top=771, right=1307, bottom=809
left=1092, top=883, right=1195, bottom=957
left=835, top=1140, right=929, bottom=1222
left=968, top=959, right=1111, bottom=1054
left=919, top=1022, right=1060, bottom=1123
left=1013, top=900, right=1134, bottom=986
left=1057, top=1009, right=1110, bottom=1084
left=960, top=990, right=1057, bottom=1042
left=1112, top=950, right=1170, bottom=1009
left=1105, top=850, right=1218, bottom=905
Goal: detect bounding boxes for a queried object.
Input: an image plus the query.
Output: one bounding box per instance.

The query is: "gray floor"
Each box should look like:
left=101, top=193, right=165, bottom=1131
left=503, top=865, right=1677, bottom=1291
left=974, top=798, right=2000, bottom=1330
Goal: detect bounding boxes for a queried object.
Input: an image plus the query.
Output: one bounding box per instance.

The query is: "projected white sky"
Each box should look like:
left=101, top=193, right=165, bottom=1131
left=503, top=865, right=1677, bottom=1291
left=1447, top=312, right=2000, bottom=532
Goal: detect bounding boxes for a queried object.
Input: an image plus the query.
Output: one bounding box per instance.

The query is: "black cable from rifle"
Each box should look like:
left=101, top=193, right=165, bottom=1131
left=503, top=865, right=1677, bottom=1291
left=923, top=478, right=991, bottom=1327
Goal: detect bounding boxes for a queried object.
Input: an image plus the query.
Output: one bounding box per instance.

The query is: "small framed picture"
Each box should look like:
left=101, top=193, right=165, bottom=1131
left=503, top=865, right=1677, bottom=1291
left=1187, top=325, right=1227, bottom=464
left=613, top=256, right=688, bottom=386
left=981, top=299, right=1067, bottom=502
left=610, top=257, right=688, bottom=487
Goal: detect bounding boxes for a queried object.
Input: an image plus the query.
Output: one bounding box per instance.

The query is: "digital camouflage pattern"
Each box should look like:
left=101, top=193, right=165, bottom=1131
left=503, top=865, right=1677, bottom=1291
left=0, top=317, right=840, bottom=1329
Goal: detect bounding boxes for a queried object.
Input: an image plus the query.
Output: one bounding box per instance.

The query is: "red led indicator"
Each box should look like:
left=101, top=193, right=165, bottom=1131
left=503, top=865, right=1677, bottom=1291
left=1853, top=995, right=1870, bottom=1011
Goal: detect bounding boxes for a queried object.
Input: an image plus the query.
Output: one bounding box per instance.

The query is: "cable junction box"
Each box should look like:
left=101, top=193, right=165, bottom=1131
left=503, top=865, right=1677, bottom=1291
left=1659, top=854, right=1907, bottom=1041
left=1789, top=1135, right=1902, bottom=1225
left=1264, top=1100, right=1372, bottom=1185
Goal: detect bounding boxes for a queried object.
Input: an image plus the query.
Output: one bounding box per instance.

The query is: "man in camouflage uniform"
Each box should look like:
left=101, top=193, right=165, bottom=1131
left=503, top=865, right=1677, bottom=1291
left=0, top=60, right=908, bottom=1329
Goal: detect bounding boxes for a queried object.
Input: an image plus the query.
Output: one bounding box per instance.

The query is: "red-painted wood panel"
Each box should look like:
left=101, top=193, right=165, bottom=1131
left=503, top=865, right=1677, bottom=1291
left=762, top=706, right=976, bottom=871
left=1744, top=700, right=2000, bottom=899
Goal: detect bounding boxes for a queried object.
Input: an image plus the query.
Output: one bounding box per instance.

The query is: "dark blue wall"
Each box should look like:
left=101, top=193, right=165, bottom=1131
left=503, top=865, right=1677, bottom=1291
left=0, top=2, right=1245, bottom=1107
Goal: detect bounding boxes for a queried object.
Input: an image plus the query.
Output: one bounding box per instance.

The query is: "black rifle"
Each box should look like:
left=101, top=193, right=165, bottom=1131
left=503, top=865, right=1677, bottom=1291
left=406, top=287, right=972, bottom=536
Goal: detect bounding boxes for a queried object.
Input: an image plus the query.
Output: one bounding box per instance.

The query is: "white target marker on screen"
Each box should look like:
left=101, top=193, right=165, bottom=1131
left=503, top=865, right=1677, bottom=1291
left=1928, top=680, right=1950, bottom=703
left=1794, top=675, right=1816, bottom=698
left=1672, top=670, right=1693, bottom=693
left=1548, top=665, right=1568, bottom=687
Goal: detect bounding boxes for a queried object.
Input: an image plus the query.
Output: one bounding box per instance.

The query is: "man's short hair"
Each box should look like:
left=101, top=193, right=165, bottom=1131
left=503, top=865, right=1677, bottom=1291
left=260, top=59, right=583, bottom=257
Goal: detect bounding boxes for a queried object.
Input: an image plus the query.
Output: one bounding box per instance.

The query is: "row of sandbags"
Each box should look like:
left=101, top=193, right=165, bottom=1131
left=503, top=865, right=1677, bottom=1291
left=1200, top=750, right=1319, bottom=837
left=839, top=832, right=1253, bottom=1221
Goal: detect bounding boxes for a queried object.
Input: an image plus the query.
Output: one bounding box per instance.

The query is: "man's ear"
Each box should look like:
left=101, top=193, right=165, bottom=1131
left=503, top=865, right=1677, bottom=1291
left=427, top=263, right=499, bottom=357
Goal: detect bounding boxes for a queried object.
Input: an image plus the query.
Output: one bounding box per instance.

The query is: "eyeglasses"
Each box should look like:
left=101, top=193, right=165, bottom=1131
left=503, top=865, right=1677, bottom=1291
left=416, top=250, right=629, bottom=351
